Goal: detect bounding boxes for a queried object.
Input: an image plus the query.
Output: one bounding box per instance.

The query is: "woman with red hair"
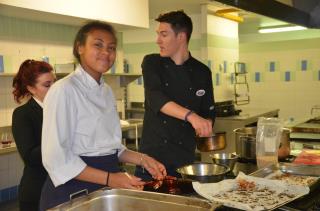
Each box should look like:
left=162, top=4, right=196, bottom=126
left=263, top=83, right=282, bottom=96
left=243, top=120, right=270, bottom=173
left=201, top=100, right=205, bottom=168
left=11, top=59, right=55, bottom=211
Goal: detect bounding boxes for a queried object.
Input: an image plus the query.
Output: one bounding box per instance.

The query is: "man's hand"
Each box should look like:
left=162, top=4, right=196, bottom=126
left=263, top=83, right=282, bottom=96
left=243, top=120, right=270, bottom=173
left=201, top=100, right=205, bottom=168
left=187, top=112, right=213, bottom=137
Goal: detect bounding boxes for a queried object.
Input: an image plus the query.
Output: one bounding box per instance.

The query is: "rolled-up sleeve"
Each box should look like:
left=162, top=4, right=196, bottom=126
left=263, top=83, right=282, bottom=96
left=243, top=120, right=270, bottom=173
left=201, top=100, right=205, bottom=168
left=42, top=84, right=86, bottom=187
left=142, top=55, right=171, bottom=113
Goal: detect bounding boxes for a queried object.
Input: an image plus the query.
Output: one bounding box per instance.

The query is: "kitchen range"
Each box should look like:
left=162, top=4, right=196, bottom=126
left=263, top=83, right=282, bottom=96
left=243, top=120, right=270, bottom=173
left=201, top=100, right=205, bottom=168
left=1, top=112, right=315, bottom=211
left=45, top=161, right=320, bottom=211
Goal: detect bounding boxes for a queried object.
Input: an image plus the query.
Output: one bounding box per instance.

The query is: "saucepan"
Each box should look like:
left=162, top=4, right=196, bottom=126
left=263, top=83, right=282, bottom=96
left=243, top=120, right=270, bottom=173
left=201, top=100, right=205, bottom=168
left=234, top=127, right=291, bottom=160
left=196, top=132, right=226, bottom=152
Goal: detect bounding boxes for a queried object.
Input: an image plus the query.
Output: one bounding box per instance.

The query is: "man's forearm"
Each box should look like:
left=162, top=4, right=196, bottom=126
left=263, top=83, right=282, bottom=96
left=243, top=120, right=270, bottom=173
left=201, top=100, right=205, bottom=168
left=160, top=101, right=190, bottom=121
left=160, top=101, right=213, bottom=137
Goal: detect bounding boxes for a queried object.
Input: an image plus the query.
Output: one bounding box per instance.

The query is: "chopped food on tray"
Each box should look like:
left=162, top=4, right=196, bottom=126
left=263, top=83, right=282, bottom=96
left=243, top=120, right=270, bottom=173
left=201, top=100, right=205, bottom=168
left=212, top=178, right=296, bottom=210
left=192, top=172, right=310, bottom=211
left=265, top=171, right=318, bottom=186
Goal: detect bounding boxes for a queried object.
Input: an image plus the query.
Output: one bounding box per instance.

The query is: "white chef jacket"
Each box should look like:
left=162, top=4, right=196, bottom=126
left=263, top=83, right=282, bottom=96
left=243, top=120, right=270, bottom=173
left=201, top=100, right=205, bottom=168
left=41, top=65, right=126, bottom=187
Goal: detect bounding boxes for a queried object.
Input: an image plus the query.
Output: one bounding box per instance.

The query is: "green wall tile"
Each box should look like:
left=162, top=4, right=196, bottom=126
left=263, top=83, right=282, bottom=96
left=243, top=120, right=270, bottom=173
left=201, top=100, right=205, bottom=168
left=123, top=37, right=201, bottom=54
left=123, top=42, right=158, bottom=54
left=189, top=39, right=201, bottom=51
left=240, top=38, right=320, bottom=53
left=313, top=70, right=320, bottom=81
left=3, top=55, right=13, bottom=73
left=116, top=32, right=123, bottom=50
left=0, top=15, right=78, bottom=44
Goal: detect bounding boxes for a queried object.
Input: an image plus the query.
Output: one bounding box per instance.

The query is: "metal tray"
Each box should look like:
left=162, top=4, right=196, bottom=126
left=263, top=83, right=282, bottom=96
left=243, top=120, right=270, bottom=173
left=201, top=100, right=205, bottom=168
left=249, top=163, right=320, bottom=190
left=48, top=188, right=219, bottom=211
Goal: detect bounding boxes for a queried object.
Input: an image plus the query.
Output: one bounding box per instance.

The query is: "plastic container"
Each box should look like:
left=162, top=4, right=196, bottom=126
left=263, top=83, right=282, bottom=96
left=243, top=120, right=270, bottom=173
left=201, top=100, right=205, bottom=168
left=256, top=117, right=283, bottom=169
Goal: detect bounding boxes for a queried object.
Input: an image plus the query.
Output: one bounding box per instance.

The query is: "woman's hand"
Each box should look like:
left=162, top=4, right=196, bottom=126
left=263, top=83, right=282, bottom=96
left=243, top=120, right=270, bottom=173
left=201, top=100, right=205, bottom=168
left=108, top=172, right=145, bottom=190
left=140, top=154, right=167, bottom=180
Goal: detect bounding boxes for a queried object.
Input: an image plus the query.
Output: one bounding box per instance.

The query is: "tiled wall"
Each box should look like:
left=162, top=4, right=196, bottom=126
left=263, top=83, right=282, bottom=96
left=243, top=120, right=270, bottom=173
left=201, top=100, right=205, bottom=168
left=0, top=15, right=77, bottom=127
left=123, top=10, right=320, bottom=121
left=0, top=77, right=16, bottom=127
left=0, top=15, right=129, bottom=203
left=0, top=151, right=24, bottom=202
left=0, top=15, right=127, bottom=126
left=0, top=15, right=78, bottom=73
left=239, top=30, right=320, bottom=120
left=122, top=13, right=205, bottom=104
left=0, top=127, right=22, bottom=203
left=205, top=14, right=239, bottom=102
left=122, top=10, right=240, bottom=106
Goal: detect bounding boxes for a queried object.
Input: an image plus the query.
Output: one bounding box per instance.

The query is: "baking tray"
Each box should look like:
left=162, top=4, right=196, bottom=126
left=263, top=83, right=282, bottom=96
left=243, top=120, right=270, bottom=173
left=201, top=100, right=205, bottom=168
left=193, top=172, right=309, bottom=211
left=249, top=163, right=320, bottom=191
left=48, top=188, right=219, bottom=211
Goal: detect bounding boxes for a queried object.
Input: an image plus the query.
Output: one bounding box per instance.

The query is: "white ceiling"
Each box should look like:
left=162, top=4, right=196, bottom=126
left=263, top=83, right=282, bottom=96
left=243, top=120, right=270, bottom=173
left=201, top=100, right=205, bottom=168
left=149, top=0, right=209, bottom=18
left=149, top=0, right=286, bottom=29
left=0, top=0, right=286, bottom=31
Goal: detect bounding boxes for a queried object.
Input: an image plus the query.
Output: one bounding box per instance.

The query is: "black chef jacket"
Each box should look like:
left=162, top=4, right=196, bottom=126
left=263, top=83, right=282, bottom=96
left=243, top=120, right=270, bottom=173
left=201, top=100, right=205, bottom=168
left=139, top=53, right=215, bottom=171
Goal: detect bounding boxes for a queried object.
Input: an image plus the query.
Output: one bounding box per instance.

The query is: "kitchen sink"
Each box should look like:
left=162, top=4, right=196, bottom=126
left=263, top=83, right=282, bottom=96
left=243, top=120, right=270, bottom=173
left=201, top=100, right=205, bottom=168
left=48, top=188, right=218, bottom=211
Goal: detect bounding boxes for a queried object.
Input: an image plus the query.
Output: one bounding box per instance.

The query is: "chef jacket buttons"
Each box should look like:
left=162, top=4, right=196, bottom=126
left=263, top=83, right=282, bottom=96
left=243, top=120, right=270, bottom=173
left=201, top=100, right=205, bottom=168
left=189, top=87, right=192, bottom=90
left=165, top=65, right=169, bottom=68
left=178, top=141, right=182, bottom=145
left=163, top=139, right=168, bottom=144
left=165, top=83, right=169, bottom=86
left=163, top=120, right=167, bottom=124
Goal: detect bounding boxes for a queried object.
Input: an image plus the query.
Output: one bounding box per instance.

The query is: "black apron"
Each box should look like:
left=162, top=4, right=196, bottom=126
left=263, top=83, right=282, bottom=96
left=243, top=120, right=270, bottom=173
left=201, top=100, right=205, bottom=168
left=39, top=153, right=120, bottom=211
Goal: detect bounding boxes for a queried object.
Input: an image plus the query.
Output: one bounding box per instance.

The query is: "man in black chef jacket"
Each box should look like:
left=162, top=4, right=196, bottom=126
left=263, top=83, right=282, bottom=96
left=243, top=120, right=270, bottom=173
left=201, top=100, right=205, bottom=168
left=135, top=10, right=215, bottom=180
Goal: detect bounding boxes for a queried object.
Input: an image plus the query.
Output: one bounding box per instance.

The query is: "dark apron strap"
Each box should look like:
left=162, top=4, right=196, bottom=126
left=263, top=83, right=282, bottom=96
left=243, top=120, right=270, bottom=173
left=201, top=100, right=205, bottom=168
left=39, top=153, right=120, bottom=211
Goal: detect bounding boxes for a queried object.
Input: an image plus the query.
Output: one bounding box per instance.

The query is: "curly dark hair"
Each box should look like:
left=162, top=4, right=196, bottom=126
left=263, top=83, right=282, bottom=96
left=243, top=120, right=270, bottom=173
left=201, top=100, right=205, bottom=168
left=12, top=59, right=53, bottom=103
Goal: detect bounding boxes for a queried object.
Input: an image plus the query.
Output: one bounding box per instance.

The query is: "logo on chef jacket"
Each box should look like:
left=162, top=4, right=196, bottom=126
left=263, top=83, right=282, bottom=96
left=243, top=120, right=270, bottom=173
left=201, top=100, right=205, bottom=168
left=196, top=89, right=205, bottom=96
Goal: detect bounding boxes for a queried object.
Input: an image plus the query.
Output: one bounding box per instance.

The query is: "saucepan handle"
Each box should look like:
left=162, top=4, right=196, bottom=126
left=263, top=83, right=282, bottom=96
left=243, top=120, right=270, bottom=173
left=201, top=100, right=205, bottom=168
left=69, top=189, right=88, bottom=201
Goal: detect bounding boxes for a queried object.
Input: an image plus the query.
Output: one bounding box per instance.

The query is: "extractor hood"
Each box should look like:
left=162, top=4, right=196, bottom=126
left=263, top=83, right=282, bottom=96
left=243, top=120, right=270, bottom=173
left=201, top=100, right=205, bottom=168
left=212, top=0, right=320, bottom=28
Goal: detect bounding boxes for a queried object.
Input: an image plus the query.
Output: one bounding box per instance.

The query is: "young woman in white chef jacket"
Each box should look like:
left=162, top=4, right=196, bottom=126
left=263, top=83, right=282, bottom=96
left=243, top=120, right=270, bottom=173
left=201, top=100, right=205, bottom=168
left=39, top=21, right=167, bottom=210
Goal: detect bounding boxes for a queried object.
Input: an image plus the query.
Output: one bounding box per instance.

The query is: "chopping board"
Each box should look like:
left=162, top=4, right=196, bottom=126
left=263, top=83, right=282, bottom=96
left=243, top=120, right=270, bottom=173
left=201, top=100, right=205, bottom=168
left=293, top=150, right=320, bottom=165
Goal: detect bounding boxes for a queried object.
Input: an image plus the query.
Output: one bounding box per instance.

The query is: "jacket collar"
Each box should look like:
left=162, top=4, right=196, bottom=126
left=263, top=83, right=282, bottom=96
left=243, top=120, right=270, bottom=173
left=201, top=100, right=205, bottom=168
left=74, top=65, right=104, bottom=90
left=161, top=52, right=193, bottom=67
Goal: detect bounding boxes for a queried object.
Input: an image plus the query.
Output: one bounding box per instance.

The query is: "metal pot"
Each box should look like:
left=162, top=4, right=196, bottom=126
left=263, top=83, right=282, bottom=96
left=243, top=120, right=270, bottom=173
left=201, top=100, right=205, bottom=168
left=234, top=127, right=257, bottom=160
left=196, top=132, right=226, bottom=152
left=234, top=127, right=291, bottom=160
left=278, top=128, right=291, bottom=159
